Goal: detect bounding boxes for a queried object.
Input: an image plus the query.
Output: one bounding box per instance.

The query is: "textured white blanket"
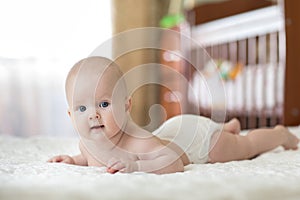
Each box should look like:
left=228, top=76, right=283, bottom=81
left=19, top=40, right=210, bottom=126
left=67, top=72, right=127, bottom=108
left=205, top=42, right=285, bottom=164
left=1, top=127, right=300, bottom=200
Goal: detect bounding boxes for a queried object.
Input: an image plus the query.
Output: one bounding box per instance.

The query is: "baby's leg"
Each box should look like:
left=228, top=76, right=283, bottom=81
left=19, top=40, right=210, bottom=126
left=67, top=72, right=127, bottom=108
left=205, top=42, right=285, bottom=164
left=209, top=125, right=299, bottom=163
left=276, top=125, right=300, bottom=150
left=223, top=118, right=241, bottom=135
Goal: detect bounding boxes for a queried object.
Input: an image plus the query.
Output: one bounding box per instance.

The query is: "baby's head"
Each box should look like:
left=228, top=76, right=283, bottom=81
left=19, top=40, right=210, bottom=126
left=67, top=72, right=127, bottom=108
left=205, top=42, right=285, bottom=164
left=65, top=57, right=128, bottom=105
left=66, top=56, right=131, bottom=140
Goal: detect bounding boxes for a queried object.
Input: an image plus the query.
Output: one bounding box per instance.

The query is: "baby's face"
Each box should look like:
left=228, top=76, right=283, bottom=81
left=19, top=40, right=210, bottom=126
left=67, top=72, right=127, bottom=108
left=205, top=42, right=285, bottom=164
left=67, top=60, right=129, bottom=143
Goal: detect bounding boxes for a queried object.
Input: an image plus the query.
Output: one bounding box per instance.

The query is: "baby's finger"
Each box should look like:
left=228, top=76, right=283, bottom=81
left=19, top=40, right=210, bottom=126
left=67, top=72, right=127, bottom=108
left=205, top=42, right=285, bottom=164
left=119, top=168, right=127, bottom=173
left=107, top=157, right=119, bottom=168
left=47, top=156, right=63, bottom=162
left=106, top=168, right=119, bottom=174
left=61, top=158, right=72, bottom=164
left=112, top=162, right=125, bottom=171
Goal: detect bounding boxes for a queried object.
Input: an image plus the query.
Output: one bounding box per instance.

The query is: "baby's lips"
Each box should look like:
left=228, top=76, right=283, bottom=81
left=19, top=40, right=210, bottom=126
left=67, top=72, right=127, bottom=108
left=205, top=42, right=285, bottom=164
left=91, top=125, right=105, bottom=129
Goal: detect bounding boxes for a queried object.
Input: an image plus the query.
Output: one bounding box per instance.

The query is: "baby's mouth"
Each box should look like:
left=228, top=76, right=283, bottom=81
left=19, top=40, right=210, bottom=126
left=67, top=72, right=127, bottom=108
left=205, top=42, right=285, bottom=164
left=91, top=125, right=105, bottom=130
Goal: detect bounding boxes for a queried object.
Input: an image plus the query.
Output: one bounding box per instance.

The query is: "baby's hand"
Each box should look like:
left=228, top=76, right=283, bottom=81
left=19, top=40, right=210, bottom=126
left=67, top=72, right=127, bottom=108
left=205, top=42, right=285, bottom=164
left=106, top=157, right=138, bottom=174
left=47, top=155, right=75, bottom=164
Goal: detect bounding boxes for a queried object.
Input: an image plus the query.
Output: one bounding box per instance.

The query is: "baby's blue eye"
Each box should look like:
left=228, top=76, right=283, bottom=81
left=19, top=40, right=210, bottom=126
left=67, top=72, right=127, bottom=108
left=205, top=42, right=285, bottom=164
left=79, top=106, right=86, bottom=112
left=99, top=102, right=109, bottom=108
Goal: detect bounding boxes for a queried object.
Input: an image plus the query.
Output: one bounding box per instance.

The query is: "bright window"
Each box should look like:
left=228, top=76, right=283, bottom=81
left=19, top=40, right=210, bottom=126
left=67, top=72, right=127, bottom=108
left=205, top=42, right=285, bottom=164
left=0, top=0, right=112, bottom=136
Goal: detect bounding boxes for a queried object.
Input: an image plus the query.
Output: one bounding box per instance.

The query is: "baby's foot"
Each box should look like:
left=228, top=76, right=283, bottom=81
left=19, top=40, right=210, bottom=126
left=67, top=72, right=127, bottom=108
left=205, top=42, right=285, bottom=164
left=224, top=118, right=241, bottom=135
left=276, top=125, right=299, bottom=150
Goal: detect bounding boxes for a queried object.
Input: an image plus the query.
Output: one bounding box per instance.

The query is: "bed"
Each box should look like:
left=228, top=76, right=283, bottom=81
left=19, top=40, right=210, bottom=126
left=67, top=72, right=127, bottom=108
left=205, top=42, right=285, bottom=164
left=186, top=1, right=300, bottom=130
left=2, top=1, right=300, bottom=200
left=0, top=126, right=300, bottom=200
left=187, top=4, right=285, bottom=130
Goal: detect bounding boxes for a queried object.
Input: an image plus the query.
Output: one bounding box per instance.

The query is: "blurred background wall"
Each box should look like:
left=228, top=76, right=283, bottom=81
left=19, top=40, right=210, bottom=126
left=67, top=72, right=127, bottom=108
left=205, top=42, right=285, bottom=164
left=0, top=0, right=112, bottom=137
left=111, top=0, right=169, bottom=130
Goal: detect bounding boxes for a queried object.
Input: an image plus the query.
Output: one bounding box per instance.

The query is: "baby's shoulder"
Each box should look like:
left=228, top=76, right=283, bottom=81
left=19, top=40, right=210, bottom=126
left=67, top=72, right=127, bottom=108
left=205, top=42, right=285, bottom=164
left=127, top=132, right=163, bottom=152
left=124, top=121, right=165, bottom=151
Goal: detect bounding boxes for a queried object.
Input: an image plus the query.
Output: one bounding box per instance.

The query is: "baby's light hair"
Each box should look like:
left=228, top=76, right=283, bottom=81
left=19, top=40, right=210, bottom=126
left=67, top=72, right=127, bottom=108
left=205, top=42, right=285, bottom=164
left=65, top=56, right=128, bottom=106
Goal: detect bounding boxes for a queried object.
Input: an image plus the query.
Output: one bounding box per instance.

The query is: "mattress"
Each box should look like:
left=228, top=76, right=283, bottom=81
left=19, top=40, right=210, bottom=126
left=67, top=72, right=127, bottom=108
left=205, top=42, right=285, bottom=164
left=1, top=126, right=300, bottom=200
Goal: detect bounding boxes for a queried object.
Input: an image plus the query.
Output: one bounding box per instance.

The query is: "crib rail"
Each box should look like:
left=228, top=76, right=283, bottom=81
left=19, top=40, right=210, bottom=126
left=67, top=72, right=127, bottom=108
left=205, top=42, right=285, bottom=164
left=190, top=6, right=286, bottom=129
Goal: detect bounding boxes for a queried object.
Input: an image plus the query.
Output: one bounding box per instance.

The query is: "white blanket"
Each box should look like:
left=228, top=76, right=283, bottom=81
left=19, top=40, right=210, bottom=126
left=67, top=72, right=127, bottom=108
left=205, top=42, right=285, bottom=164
left=1, top=127, right=300, bottom=200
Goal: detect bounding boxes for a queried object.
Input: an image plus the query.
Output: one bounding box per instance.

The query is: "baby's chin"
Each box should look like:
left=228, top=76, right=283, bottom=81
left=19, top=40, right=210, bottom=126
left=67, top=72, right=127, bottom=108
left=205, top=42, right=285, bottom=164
left=82, top=132, right=113, bottom=147
left=90, top=130, right=108, bottom=141
left=79, top=128, right=106, bottom=141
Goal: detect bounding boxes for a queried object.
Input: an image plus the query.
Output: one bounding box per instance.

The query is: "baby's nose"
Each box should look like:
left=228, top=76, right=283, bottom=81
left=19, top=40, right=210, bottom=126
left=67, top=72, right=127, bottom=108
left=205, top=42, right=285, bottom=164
left=89, top=112, right=100, bottom=120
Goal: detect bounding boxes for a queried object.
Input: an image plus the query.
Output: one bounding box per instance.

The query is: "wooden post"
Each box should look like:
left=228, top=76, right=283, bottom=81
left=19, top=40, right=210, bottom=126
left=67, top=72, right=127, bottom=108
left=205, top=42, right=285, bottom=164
left=283, top=0, right=300, bottom=126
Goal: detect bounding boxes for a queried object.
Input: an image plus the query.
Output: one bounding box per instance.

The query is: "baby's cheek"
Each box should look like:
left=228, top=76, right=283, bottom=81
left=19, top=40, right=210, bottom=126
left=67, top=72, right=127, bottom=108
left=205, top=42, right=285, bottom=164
left=75, top=120, right=90, bottom=137
left=111, top=113, right=127, bottom=129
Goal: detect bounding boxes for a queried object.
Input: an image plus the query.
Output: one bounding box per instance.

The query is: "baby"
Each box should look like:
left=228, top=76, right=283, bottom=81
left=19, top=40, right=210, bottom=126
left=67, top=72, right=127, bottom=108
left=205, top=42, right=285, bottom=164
left=48, top=56, right=299, bottom=174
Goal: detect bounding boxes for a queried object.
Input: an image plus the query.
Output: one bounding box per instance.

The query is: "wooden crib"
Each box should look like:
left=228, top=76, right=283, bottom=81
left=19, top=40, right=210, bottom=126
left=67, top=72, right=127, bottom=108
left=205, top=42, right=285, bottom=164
left=185, top=0, right=300, bottom=129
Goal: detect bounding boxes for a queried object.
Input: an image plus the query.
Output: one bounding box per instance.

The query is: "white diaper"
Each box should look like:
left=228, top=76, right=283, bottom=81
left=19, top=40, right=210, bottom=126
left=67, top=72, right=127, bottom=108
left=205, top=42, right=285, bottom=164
left=153, top=114, right=223, bottom=164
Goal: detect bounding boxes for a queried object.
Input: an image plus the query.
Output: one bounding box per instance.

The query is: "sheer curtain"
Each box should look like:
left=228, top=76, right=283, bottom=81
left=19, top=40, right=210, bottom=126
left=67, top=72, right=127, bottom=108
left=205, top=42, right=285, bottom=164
left=0, top=0, right=111, bottom=137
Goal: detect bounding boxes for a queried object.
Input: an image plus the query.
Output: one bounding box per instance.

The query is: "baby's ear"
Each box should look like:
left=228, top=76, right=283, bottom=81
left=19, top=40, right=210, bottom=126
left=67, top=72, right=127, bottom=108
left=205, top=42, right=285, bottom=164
left=125, top=96, right=132, bottom=112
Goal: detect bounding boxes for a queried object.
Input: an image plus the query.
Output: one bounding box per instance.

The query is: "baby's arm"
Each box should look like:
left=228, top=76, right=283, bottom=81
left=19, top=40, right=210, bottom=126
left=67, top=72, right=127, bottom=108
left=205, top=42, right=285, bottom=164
left=47, top=141, right=88, bottom=166
left=137, top=151, right=184, bottom=174
left=47, top=154, right=86, bottom=165
left=107, top=147, right=184, bottom=174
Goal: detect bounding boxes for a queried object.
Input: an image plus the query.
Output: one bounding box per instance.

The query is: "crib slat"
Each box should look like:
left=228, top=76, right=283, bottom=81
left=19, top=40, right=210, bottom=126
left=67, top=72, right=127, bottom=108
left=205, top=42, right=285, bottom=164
left=228, top=41, right=238, bottom=119
left=246, top=37, right=257, bottom=129
left=269, top=32, right=278, bottom=127
left=237, top=39, right=247, bottom=129
left=277, top=29, right=286, bottom=125
left=258, top=34, right=267, bottom=127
